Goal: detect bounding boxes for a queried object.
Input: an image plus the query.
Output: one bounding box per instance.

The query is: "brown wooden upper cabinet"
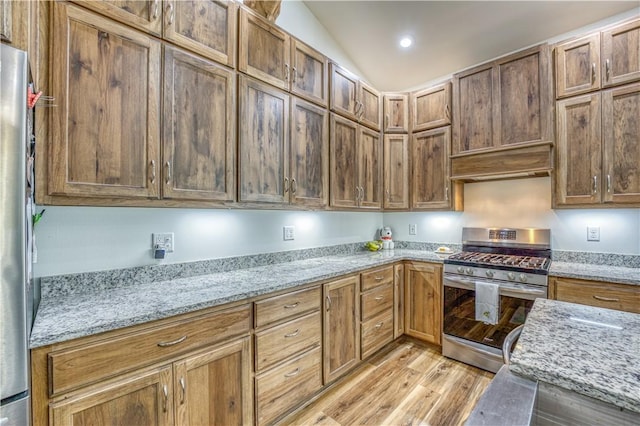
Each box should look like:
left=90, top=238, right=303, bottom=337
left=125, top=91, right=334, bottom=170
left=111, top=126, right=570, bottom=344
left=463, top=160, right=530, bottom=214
left=330, top=114, right=383, bottom=209
left=452, top=44, right=553, bottom=155
left=410, top=82, right=451, bottom=132
left=239, top=7, right=328, bottom=106
left=330, top=62, right=382, bottom=131
left=49, top=2, right=161, bottom=199
left=383, top=93, right=409, bottom=133
left=239, top=76, right=329, bottom=207
left=555, top=82, right=640, bottom=207
left=1, top=0, right=30, bottom=50
left=556, top=18, right=640, bottom=99
left=73, top=0, right=237, bottom=67
left=162, top=46, right=236, bottom=201
left=383, top=134, right=409, bottom=209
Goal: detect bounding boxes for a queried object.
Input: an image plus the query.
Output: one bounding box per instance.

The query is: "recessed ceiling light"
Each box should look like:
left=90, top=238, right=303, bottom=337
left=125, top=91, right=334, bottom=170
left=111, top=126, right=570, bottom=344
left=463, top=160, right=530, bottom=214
left=399, top=36, right=413, bottom=48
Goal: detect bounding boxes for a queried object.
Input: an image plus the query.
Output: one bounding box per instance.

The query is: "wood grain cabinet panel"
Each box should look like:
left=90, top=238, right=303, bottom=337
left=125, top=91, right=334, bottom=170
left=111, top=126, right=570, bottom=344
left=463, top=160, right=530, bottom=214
left=361, top=311, right=393, bottom=360
left=453, top=65, right=494, bottom=154
left=291, top=39, right=328, bottom=106
left=383, top=134, right=409, bottom=209
left=383, top=93, right=409, bottom=133
left=330, top=114, right=359, bottom=208
left=254, top=286, right=321, bottom=328
left=359, top=81, right=382, bottom=131
left=49, top=3, right=161, bottom=199
left=361, top=282, right=393, bottom=321
left=358, top=125, right=383, bottom=209
left=555, top=33, right=601, bottom=98
left=550, top=277, right=640, bottom=314
left=330, top=62, right=381, bottom=130
left=393, top=263, right=405, bottom=339
left=404, top=262, right=442, bottom=345
left=361, top=265, right=394, bottom=291
left=162, top=46, right=235, bottom=201
left=410, top=82, right=451, bottom=132
left=602, top=19, right=640, bottom=88
left=323, top=275, right=360, bottom=384
left=0, top=0, right=12, bottom=43
left=1, top=0, right=30, bottom=50
left=70, top=0, right=163, bottom=36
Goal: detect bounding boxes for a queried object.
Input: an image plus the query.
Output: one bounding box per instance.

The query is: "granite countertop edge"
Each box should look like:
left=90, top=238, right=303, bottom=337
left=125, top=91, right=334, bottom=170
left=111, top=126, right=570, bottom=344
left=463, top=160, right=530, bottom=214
left=548, top=262, right=640, bottom=286
left=30, top=250, right=444, bottom=349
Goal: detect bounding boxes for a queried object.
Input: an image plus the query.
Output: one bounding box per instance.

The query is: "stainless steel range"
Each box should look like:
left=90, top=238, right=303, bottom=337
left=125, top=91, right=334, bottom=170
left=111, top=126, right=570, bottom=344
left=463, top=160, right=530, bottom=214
left=442, top=227, right=551, bottom=373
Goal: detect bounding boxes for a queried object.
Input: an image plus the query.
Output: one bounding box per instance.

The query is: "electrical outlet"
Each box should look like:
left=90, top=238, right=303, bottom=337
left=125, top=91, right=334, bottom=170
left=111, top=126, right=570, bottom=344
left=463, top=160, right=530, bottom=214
left=283, top=226, right=295, bottom=241
left=152, top=233, right=174, bottom=252
left=409, top=224, right=417, bottom=235
left=587, top=226, right=600, bottom=242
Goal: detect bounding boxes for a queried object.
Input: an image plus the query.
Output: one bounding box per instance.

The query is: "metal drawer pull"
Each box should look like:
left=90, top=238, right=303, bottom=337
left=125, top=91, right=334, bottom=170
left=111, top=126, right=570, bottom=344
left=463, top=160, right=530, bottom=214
left=284, top=329, right=300, bottom=338
left=375, top=321, right=384, bottom=329
left=284, top=302, right=299, bottom=309
left=162, top=385, right=168, bottom=412
left=284, top=367, right=300, bottom=378
left=179, top=377, right=186, bottom=404
left=374, top=296, right=384, bottom=301
left=157, top=335, right=187, bottom=347
left=374, top=276, right=384, bottom=281
left=593, top=295, right=619, bottom=302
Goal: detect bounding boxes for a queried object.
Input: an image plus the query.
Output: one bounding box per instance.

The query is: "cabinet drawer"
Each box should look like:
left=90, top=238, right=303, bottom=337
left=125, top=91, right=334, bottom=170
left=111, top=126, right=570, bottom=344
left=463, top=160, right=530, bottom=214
left=361, top=311, right=394, bottom=359
left=255, top=311, right=321, bottom=372
left=255, top=286, right=321, bottom=328
left=49, top=304, right=252, bottom=396
left=553, top=278, right=640, bottom=314
left=361, top=265, right=394, bottom=291
left=256, top=347, right=322, bottom=426
left=361, top=282, right=393, bottom=321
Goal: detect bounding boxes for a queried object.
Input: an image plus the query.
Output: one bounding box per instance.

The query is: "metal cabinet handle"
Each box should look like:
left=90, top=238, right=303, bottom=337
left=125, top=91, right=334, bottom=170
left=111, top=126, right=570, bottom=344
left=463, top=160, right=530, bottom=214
left=605, top=59, right=611, bottom=81
left=291, top=178, right=297, bottom=194
left=292, top=66, right=297, bottom=84
left=157, top=335, right=187, bottom=347
left=284, top=302, right=299, bottom=309
left=591, top=63, right=596, bottom=84
left=374, top=296, right=384, bottom=301
left=179, top=377, right=186, bottom=404
left=150, top=160, right=156, bottom=184
left=593, top=295, right=619, bottom=302
left=166, top=3, right=174, bottom=25
left=445, top=103, right=450, bottom=120
left=151, top=0, right=159, bottom=20
left=355, top=186, right=360, bottom=202
left=386, top=189, right=390, bottom=202
left=285, top=63, right=290, bottom=82
left=284, top=368, right=300, bottom=378
left=374, top=321, right=384, bottom=329
left=385, top=114, right=389, bottom=129
left=607, top=174, right=611, bottom=194
left=359, top=186, right=364, bottom=202
left=284, top=329, right=300, bottom=338
left=162, top=384, right=168, bottom=412
left=445, top=185, right=449, bottom=201
left=326, top=295, right=331, bottom=311
left=592, top=175, right=598, bottom=194
left=284, top=177, right=289, bottom=193
left=165, top=161, right=172, bottom=184
left=375, top=276, right=384, bottom=281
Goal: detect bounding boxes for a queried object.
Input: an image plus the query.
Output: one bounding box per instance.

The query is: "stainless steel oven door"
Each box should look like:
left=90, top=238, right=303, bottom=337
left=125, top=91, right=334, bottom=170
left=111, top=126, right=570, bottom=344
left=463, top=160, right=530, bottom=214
left=442, top=273, right=547, bottom=372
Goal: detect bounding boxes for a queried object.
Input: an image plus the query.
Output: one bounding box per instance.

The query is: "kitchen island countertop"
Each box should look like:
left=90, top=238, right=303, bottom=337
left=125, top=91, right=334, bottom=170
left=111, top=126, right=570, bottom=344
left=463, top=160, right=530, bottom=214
left=509, top=298, right=640, bottom=413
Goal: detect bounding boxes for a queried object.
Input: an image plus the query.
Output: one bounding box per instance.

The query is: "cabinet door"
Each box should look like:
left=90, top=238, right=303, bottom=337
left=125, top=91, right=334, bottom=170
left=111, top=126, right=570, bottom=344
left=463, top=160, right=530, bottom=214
left=383, top=93, right=409, bottom=133
left=359, top=81, right=382, bottom=131
left=410, top=83, right=451, bottom=132
left=496, top=45, right=552, bottom=148
left=290, top=97, right=329, bottom=207
left=358, top=126, right=383, bottom=209
left=452, top=64, right=494, bottom=154
left=329, top=62, right=358, bottom=121
left=555, top=33, right=601, bottom=98
left=174, top=337, right=253, bottom=426
left=323, top=275, right=360, bottom=384
left=601, top=19, right=640, bottom=88
left=163, top=0, right=237, bottom=67
left=0, top=0, right=11, bottom=42
left=291, top=38, right=328, bottom=106
left=383, top=134, right=409, bottom=209
left=602, top=83, right=640, bottom=204
left=393, top=263, right=405, bottom=339
left=1, top=0, right=28, bottom=49
left=404, top=262, right=442, bottom=345
left=555, top=93, right=602, bottom=205
left=239, top=7, right=290, bottom=90
left=239, top=75, right=289, bottom=203
left=50, top=3, right=161, bottom=199
left=330, top=114, right=359, bottom=208
left=411, top=127, right=451, bottom=209
left=71, top=0, right=163, bottom=36
left=162, top=46, right=235, bottom=201
left=50, top=366, right=173, bottom=426
left=551, top=277, right=640, bottom=314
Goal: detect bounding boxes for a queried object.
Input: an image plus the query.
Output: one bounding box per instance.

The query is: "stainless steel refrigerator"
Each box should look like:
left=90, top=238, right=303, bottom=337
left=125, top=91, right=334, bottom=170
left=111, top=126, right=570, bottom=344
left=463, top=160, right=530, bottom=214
left=0, top=43, right=34, bottom=426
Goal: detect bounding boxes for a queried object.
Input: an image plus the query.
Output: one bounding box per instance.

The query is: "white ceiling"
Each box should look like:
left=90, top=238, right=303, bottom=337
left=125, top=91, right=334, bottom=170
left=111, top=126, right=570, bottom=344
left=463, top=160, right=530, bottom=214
left=303, top=1, right=640, bottom=91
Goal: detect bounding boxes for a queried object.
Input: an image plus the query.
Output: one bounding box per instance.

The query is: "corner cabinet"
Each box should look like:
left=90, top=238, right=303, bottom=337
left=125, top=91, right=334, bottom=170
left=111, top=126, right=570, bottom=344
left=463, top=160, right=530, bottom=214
left=49, top=2, right=161, bottom=199
left=410, top=82, right=451, bottom=133
left=404, top=262, right=442, bottom=345
left=383, top=134, right=409, bottom=209
left=383, top=93, right=409, bottom=133
left=330, top=114, right=383, bottom=209
left=330, top=62, right=381, bottom=130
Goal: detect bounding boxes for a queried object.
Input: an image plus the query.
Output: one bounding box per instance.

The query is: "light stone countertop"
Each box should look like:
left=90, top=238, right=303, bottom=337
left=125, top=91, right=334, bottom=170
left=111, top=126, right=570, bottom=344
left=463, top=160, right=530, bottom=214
left=30, top=249, right=444, bottom=349
left=509, top=298, right=640, bottom=413
left=549, top=262, right=640, bottom=286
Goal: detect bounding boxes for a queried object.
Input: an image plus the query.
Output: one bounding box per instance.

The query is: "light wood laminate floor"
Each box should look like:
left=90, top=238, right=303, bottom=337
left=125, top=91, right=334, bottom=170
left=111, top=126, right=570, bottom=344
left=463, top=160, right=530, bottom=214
left=282, top=338, right=494, bottom=426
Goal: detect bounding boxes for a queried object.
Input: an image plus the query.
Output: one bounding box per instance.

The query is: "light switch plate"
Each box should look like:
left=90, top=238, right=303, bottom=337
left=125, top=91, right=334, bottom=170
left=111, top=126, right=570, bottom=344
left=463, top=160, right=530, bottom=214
left=587, top=226, right=600, bottom=242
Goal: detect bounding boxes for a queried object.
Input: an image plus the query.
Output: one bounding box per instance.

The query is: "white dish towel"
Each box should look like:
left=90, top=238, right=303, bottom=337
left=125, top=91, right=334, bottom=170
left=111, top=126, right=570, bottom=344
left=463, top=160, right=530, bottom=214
left=475, top=281, right=500, bottom=325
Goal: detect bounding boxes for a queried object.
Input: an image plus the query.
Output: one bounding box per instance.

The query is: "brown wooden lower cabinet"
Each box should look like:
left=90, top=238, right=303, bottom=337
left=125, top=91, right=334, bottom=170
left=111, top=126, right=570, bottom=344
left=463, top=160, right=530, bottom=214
left=404, top=262, right=443, bottom=345
left=550, top=276, right=640, bottom=314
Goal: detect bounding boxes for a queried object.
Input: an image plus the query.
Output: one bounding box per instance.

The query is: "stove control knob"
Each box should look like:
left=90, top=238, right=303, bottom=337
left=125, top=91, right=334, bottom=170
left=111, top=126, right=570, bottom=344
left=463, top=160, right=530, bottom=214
left=519, top=274, right=528, bottom=283
left=457, top=266, right=464, bottom=273
left=485, top=270, right=494, bottom=278
left=465, top=267, right=474, bottom=276
left=507, top=272, right=516, bottom=281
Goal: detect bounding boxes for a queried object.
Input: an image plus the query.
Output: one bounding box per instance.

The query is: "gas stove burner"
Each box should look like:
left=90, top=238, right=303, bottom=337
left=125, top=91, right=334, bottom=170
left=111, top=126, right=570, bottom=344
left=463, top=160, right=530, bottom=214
left=446, top=251, right=551, bottom=272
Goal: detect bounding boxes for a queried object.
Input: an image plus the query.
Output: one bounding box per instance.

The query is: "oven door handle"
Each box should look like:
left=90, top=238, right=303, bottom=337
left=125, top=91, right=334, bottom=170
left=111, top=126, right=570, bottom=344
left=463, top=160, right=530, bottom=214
left=444, top=275, right=546, bottom=300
